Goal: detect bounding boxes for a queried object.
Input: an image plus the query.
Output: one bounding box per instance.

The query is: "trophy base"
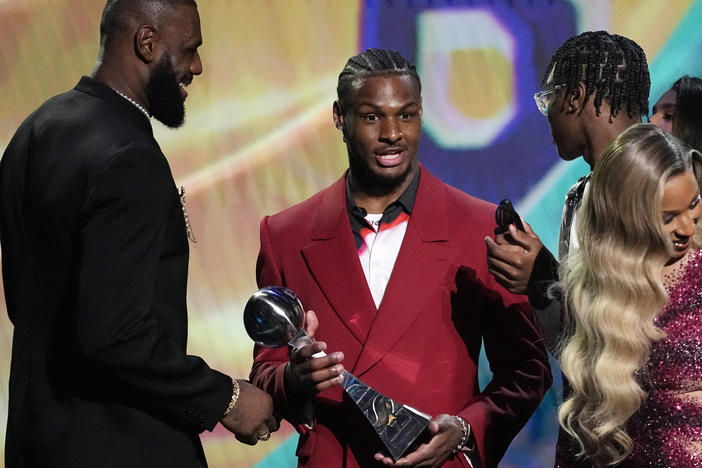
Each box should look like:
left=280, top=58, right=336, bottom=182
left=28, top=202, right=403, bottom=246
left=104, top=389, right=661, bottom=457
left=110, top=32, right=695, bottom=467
left=342, top=372, right=431, bottom=461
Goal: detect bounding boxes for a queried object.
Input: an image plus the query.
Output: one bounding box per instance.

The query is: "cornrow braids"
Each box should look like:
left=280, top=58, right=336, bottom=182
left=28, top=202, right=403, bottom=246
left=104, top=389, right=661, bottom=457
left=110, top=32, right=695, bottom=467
left=543, top=31, right=650, bottom=120
left=336, top=48, right=421, bottom=112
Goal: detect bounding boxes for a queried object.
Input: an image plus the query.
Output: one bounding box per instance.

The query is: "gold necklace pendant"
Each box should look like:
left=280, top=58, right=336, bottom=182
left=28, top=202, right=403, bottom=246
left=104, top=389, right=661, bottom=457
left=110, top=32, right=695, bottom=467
left=179, top=186, right=197, bottom=243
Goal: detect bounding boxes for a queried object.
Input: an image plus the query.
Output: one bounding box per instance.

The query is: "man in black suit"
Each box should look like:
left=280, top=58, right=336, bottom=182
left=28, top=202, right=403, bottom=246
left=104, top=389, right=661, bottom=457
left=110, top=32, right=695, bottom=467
left=0, top=1, right=278, bottom=466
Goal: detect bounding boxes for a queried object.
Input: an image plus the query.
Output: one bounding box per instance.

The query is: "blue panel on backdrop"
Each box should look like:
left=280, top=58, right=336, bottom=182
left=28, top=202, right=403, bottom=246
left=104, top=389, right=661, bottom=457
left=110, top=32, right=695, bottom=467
left=359, top=0, right=577, bottom=206
left=648, top=0, right=702, bottom=110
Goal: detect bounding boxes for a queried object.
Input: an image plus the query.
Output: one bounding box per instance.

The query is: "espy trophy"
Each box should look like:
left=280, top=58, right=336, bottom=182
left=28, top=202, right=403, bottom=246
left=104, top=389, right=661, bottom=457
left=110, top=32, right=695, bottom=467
left=244, top=286, right=431, bottom=461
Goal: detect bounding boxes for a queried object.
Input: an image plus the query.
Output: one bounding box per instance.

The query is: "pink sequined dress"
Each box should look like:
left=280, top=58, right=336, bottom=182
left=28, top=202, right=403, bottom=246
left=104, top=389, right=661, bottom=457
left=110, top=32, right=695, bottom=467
left=555, top=248, right=702, bottom=467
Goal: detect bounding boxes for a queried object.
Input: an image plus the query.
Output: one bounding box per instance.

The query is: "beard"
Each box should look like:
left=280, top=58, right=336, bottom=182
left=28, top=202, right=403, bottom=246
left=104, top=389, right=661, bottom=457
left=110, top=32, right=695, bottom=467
left=347, top=151, right=415, bottom=197
left=146, top=52, right=186, bottom=128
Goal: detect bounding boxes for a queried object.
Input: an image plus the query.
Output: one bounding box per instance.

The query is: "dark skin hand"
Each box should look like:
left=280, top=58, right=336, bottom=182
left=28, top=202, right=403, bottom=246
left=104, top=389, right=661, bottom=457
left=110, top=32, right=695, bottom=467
left=373, top=414, right=464, bottom=467
left=485, top=221, right=543, bottom=295
left=285, top=310, right=345, bottom=395
left=219, top=380, right=280, bottom=445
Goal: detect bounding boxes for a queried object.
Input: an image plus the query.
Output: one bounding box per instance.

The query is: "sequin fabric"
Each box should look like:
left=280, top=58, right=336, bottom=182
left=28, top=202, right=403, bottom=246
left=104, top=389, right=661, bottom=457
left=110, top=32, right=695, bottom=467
left=555, top=249, right=702, bottom=467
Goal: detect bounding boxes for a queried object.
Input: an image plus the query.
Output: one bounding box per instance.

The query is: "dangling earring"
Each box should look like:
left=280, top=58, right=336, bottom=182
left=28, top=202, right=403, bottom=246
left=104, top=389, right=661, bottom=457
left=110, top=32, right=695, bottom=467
left=336, top=123, right=346, bottom=142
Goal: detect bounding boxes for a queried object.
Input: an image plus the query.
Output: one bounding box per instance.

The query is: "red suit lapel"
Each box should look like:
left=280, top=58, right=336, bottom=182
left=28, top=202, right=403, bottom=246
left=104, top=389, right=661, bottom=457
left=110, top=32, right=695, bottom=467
left=353, top=167, right=461, bottom=376
left=300, top=167, right=461, bottom=376
left=300, top=175, right=378, bottom=356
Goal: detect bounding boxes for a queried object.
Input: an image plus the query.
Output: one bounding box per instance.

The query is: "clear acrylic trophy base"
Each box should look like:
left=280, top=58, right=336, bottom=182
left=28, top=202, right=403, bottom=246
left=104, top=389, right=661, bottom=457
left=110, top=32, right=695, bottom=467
left=290, top=331, right=431, bottom=461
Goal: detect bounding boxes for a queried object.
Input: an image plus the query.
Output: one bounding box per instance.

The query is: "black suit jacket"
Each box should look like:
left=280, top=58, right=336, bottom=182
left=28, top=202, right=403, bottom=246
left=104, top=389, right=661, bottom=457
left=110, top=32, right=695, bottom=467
left=0, top=77, right=231, bottom=467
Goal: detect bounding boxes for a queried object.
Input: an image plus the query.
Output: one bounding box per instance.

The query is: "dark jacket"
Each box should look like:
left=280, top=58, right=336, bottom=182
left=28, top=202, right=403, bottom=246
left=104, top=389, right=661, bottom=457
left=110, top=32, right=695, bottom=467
left=0, top=77, right=231, bottom=467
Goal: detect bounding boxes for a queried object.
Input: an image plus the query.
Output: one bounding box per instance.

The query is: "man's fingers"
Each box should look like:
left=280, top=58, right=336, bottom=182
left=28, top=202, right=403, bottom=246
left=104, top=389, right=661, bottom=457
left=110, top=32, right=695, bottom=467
left=235, top=433, right=259, bottom=446
left=290, top=341, right=327, bottom=362
left=267, top=415, right=280, bottom=433
left=486, top=240, right=524, bottom=270
left=299, top=351, right=343, bottom=370
left=484, top=235, right=498, bottom=250
left=487, top=245, right=533, bottom=293
left=392, top=443, right=434, bottom=466
left=427, top=420, right=440, bottom=434
left=289, top=351, right=345, bottom=393
left=505, top=224, right=536, bottom=248
left=388, top=420, right=443, bottom=467
left=486, top=255, right=518, bottom=278
left=313, top=375, right=345, bottom=393
left=493, top=232, right=509, bottom=245
left=486, top=259, right=517, bottom=285
left=488, top=267, right=527, bottom=294
left=236, top=423, right=275, bottom=446
left=304, top=309, right=319, bottom=338
left=303, top=364, right=345, bottom=391
left=255, top=423, right=272, bottom=440
left=373, top=452, right=395, bottom=465
left=485, top=236, right=516, bottom=263
left=508, top=223, right=544, bottom=253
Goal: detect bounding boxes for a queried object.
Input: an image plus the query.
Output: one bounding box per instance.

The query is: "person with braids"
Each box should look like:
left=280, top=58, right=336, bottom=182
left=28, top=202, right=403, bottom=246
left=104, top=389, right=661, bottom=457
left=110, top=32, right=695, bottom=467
left=650, top=75, right=702, bottom=151
left=0, top=1, right=278, bottom=467
left=555, top=123, right=702, bottom=467
left=485, top=31, right=651, bottom=350
left=250, top=48, right=551, bottom=468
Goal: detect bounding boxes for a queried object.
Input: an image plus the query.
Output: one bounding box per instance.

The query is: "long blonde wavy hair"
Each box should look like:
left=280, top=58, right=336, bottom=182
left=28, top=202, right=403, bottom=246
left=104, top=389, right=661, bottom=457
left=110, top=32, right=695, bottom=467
left=558, top=123, right=702, bottom=466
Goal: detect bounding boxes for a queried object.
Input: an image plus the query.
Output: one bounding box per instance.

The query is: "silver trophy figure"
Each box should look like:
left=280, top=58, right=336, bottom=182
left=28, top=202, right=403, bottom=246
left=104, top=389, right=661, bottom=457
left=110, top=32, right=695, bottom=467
left=244, top=286, right=431, bottom=461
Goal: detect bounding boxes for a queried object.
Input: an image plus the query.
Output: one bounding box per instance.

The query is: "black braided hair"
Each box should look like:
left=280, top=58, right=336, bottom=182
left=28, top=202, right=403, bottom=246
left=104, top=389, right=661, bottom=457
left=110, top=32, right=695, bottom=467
left=100, top=0, right=197, bottom=50
left=336, top=48, right=421, bottom=111
left=672, top=75, right=702, bottom=151
left=543, top=31, right=650, bottom=119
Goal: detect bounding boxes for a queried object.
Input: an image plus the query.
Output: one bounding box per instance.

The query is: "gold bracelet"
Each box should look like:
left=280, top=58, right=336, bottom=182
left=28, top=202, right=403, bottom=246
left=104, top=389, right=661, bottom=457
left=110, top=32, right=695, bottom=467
left=223, top=379, right=240, bottom=417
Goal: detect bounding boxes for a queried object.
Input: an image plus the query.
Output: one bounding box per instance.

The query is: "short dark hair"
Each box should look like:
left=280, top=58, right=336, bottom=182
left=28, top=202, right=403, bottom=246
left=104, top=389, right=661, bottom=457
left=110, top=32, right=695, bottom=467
left=672, top=75, right=702, bottom=151
left=100, top=0, right=197, bottom=50
left=544, top=31, right=650, bottom=120
left=336, top=48, right=421, bottom=112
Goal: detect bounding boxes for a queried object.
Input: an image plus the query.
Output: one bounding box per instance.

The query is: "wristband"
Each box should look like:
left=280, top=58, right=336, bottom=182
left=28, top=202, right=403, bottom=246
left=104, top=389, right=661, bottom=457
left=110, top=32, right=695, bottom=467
left=452, top=415, right=472, bottom=455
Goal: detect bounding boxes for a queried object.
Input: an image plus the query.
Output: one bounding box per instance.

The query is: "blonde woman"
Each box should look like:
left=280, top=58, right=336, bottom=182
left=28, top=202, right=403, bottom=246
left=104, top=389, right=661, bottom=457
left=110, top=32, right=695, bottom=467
left=556, top=123, right=702, bottom=467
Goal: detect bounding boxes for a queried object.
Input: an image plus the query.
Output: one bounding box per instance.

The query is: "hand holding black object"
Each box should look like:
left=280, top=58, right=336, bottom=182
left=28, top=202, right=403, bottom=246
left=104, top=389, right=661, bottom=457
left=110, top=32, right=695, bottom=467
left=486, top=219, right=543, bottom=295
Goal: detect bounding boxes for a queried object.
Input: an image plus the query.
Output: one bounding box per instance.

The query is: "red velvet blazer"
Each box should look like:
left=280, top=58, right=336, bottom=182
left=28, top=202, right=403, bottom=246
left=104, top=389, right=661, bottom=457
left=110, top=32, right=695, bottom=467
left=250, top=166, right=551, bottom=467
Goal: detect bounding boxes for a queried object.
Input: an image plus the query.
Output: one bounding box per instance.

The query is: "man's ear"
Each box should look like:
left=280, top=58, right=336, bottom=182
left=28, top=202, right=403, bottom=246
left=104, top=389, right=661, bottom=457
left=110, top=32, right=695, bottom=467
left=333, top=100, right=345, bottom=130
left=568, top=81, right=587, bottom=113
left=332, top=101, right=348, bottom=142
left=134, top=25, right=158, bottom=63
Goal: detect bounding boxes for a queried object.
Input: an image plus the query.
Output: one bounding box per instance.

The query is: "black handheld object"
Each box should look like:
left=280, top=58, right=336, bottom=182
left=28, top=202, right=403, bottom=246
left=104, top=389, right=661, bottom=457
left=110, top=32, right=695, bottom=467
left=495, top=199, right=525, bottom=235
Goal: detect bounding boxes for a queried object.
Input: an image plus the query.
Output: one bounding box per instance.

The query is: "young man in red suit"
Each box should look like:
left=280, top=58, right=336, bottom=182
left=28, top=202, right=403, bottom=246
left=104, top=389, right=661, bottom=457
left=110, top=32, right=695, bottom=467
left=250, top=49, right=551, bottom=468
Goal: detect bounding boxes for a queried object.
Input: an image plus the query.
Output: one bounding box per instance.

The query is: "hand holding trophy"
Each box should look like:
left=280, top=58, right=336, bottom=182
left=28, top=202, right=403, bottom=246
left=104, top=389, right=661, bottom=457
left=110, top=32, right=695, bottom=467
left=244, top=286, right=431, bottom=461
